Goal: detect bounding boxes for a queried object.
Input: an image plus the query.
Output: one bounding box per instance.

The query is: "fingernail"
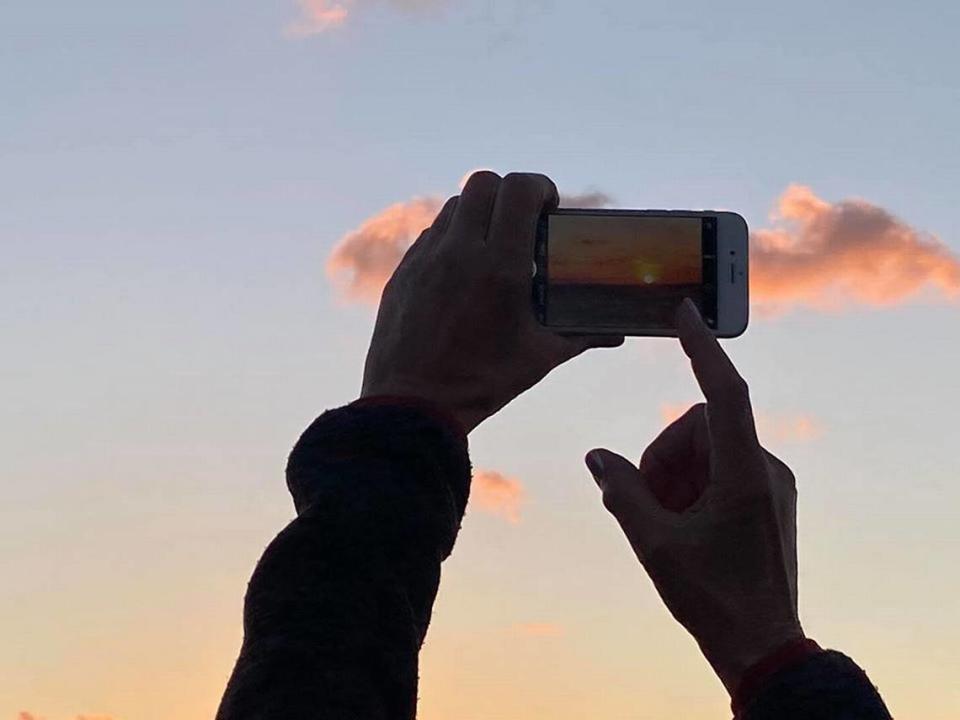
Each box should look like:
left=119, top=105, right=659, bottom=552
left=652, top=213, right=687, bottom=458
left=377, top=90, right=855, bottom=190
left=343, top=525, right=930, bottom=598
left=585, top=450, right=605, bottom=487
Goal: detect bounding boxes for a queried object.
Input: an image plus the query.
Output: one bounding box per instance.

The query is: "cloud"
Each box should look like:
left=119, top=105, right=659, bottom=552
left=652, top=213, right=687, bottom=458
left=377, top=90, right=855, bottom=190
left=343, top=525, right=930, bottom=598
left=286, top=0, right=349, bottom=36
left=759, top=413, right=823, bottom=444
left=752, top=185, right=960, bottom=314
left=511, top=622, right=564, bottom=637
left=559, top=191, right=613, bottom=208
left=472, top=469, right=525, bottom=524
left=660, top=404, right=823, bottom=445
left=326, top=185, right=611, bottom=303
left=18, top=715, right=113, bottom=720
left=327, top=182, right=958, bottom=314
left=287, top=0, right=441, bottom=35
left=326, top=196, right=443, bottom=303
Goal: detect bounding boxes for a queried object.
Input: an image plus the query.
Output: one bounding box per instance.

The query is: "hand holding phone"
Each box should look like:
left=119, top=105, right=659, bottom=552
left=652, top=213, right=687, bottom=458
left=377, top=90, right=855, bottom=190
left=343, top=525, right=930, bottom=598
left=534, top=209, right=749, bottom=337
left=362, top=172, right=624, bottom=433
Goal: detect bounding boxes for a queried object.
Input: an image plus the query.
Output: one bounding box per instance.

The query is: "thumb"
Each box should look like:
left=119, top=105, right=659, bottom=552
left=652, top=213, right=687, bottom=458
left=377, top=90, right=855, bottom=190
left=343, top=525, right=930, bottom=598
left=557, top=334, right=627, bottom=364
left=585, top=449, right=664, bottom=557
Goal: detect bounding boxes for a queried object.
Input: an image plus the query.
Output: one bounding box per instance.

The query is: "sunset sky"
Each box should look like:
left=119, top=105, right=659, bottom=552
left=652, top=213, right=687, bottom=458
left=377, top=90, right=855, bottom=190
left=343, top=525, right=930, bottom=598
left=548, top=215, right=702, bottom=286
left=3, top=2, right=960, bottom=719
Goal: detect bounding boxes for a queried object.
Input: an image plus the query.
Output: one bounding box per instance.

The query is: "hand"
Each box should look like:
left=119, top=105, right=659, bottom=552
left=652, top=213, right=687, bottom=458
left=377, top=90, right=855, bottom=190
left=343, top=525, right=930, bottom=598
left=585, top=299, right=804, bottom=694
left=362, top=171, right=624, bottom=433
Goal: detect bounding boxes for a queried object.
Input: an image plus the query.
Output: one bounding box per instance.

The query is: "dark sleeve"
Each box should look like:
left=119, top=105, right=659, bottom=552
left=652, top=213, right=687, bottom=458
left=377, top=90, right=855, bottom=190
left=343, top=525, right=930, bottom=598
left=739, top=650, right=893, bottom=720
left=215, top=400, right=471, bottom=720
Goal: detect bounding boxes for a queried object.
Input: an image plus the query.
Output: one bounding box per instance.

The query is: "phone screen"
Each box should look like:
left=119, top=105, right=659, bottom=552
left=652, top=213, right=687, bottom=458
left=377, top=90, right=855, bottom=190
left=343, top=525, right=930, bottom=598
left=539, top=213, right=718, bottom=330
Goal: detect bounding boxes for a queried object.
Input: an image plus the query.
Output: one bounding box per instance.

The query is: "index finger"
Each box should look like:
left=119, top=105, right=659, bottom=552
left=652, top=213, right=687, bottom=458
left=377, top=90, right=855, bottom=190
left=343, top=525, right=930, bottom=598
left=485, top=172, right=559, bottom=273
left=676, top=298, right=759, bottom=448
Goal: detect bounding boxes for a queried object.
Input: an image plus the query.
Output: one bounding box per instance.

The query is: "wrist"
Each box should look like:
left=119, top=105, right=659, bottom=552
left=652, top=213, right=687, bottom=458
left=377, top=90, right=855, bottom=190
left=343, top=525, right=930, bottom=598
left=730, top=637, right=822, bottom=716
left=702, top=622, right=806, bottom=695
left=354, top=393, right=469, bottom=438
left=360, top=376, right=488, bottom=434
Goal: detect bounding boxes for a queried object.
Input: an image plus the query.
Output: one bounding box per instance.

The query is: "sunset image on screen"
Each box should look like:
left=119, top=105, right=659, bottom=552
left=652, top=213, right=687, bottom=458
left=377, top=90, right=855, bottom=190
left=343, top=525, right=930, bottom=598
left=546, top=215, right=704, bottom=328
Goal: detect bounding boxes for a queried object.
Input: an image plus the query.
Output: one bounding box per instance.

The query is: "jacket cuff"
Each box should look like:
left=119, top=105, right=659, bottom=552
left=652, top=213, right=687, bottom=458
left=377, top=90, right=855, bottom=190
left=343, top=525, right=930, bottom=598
left=734, top=647, right=891, bottom=720
left=352, top=395, right=467, bottom=439
left=285, top=398, right=471, bottom=557
left=733, top=638, right=823, bottom=716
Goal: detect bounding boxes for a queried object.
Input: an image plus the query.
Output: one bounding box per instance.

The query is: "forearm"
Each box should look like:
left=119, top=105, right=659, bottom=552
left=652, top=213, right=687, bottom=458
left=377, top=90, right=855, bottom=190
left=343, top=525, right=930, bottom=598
left=217, top=401, right=470, bottom=720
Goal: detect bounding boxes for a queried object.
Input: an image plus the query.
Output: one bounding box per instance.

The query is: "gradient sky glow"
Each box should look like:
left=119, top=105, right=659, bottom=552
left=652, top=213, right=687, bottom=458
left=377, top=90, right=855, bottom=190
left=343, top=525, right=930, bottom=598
left=3, top=2, right=960, bottom=719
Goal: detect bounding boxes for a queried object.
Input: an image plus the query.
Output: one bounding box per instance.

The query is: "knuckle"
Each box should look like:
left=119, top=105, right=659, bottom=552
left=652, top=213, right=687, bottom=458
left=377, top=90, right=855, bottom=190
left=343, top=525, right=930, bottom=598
left=465, top=170, right=502, bottom=192
left=780, top=464, right=797, bottom=490
left=728, top=375, right=750, bottom=401
left=718, top=377, right=752, bottom=413
left=764, top=451, right=797, bottom=490
left=502, top=172, right=552, bottom=204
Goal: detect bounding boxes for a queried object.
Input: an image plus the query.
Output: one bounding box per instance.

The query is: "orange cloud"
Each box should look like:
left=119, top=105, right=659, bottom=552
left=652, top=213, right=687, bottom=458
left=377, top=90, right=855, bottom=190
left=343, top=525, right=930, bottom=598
left=752, top=185, right=960, bottom=314
left=18, top=715, right=113, bottom=720
left=472, top=469, right=525, bottom=524
left=660, top=404, right=823, bottom=444
left=287, top=0, right=440, bottom=35
left=326, top=196, right=443, bottom=303
left=328, top=183, right=958, bottom=313
left=760, top=413, right=823, bottom=444
left=326, top=185, right=613, bottom=304
left=286, top=0, right=349, bottom=36
left=511, top=622, right=564, bottom=637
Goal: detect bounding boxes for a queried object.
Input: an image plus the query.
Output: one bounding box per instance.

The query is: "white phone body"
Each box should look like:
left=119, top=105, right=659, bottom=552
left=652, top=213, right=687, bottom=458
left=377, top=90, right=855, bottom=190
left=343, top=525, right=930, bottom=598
left=715, top=211, right=750, bottom=337
left=533, top=209, right=749, bottom=338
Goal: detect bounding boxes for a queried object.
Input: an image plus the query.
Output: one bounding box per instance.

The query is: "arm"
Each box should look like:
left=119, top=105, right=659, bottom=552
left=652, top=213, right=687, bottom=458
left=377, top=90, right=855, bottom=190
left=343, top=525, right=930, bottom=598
left=217, top=171, right=622, bottom=719
left=586, top=299, right=891, bottom=719
left=216, top=400, right=470, bottom=720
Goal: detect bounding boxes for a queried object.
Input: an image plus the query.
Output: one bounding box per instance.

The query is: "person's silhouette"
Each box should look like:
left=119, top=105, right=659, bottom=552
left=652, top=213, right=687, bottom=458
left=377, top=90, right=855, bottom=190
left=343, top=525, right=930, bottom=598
left=215, top=172, right=892, bottom=720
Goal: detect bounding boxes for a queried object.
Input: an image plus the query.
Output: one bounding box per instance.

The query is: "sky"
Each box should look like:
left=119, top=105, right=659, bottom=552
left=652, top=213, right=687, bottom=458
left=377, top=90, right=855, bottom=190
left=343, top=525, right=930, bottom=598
left=2, top=1, right=959, bottom=718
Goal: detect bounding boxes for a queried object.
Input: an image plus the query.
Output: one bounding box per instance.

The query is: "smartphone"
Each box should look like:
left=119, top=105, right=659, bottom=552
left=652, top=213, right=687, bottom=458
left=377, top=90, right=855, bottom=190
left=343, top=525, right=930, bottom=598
left=533, top=209, right=749, bottom=337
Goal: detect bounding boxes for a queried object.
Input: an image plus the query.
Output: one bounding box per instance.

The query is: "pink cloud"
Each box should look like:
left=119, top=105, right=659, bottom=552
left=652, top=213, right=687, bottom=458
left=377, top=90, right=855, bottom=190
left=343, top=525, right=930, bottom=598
left=18, top=715, right=113, bottom=720
left=327, top=183, right=957, bottom=315
left=511, top=622, right=565, bottom=637
left=287, top=0, right=441, bottom=35
left=660, top=404, right=823, bottom=445
left=752, top=185, right=960, bottom=314
left=326, top=196, right=443, bottom=303
left=326, top=185, right=613, bottom=304
left=472, top=469, right=525, bottom=524
left=286, top=0, right=349, bottom=36
left=760, top=413, right=823, bottom=444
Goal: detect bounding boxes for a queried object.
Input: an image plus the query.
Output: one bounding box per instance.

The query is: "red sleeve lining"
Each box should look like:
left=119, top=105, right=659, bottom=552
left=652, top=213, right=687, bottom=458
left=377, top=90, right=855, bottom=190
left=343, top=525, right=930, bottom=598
left=732, top=638, right=823, bottom=717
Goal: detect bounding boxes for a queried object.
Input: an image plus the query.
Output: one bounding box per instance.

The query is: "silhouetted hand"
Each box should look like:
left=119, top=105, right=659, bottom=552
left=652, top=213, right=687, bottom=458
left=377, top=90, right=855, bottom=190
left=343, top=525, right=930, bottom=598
left=585, top=299, right=804, bottom=695
left=362, top=171, right=624, bottom=433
